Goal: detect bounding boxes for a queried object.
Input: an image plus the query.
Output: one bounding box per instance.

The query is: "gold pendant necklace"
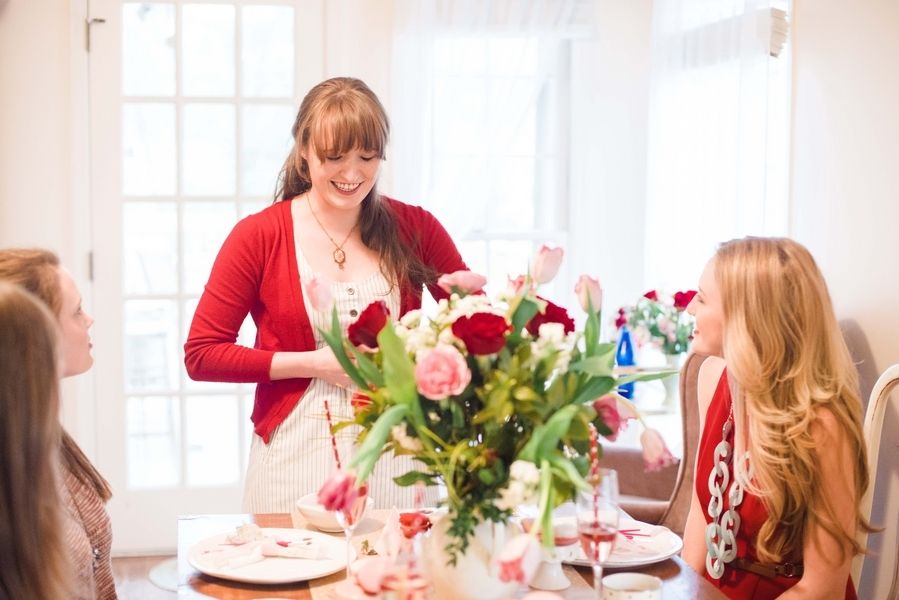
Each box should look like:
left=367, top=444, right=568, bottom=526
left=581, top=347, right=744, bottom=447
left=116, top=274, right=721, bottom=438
left=306, top=195, right=358, bottom=269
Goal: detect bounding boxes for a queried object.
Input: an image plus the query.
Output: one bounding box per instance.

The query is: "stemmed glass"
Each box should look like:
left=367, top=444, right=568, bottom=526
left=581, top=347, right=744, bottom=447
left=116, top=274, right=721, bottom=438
left=576, top=468, right=619, bottom=599
left=334, top=482, right=368, bottom=582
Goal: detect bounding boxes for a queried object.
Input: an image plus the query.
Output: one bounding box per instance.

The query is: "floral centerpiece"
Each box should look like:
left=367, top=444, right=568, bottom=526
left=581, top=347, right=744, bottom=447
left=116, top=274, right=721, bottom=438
left=316, top=247, right=676, bottom=581
left=615, top=289, right=697, bottom=356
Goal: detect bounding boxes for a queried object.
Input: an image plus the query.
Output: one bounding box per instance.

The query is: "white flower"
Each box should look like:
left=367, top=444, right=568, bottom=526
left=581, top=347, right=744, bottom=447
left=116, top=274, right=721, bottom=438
left=400, top=309, right=422, bottom=329
left=510, top=460, right=540, bottom=486
left=496, top=460, right=541, bottom=510
left=391, top=424, right=423, bottom=452
left=537, top=322, right=565, bottom=345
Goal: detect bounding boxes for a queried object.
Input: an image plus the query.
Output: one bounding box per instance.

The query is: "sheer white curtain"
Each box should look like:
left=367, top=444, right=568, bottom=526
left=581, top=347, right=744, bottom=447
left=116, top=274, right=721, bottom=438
left=643, top=0, right=791, bottom=290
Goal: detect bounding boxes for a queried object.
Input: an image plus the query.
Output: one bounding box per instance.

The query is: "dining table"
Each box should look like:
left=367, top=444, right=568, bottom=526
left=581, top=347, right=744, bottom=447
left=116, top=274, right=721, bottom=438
left=178, top=511, right=727, bottom=599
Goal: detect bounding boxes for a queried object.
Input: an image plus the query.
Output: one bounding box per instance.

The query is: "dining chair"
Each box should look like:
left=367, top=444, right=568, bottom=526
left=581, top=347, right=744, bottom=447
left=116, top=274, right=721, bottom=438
left=853, top=363, right=899, bottom=600
left=839, top=318, right=879, bottom=409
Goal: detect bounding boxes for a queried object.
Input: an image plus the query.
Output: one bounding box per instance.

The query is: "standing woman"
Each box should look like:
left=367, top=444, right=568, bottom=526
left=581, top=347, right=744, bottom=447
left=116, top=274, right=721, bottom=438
left=0, top=283, right=72, bottom=600
left=185, top=77, right=468, bottom=512
left=0, top=249, right=116, bottom=599
left=681, top=237, right=870, bottom=599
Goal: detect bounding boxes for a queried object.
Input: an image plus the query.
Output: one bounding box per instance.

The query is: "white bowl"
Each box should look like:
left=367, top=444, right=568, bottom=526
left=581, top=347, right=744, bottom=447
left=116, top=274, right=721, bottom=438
left=296, top=493, right=374, bottom=532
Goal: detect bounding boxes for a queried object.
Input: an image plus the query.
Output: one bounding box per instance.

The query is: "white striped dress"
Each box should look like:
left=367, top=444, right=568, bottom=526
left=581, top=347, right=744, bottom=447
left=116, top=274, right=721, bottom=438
left=242, top=246, right=438, bottom=513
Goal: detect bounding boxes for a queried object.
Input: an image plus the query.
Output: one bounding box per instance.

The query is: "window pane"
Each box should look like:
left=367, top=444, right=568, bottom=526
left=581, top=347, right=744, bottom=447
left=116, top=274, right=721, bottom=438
left=433, top=37, right=486, bottom=75
left=182, top=103, right=236, bottom=195
left=486, top=240, right=532, bottom=289
left=182, top=201, right=236, bottom=294
left=127, top=396, right=180, bottom=488
left=182, top=4, right=235, bottom=97
left=433, top=76, right=486, bottom=154
left=186, top=396, right=240, bottom=486
left=487, top=37, right=537, bottom=76
left=489, top=157, right=535, bottom=230
left=430, top=156, right=487, bottom=235
left=122, top=3, right=175, bottom=96
left=123, top=103, right=176, bottom=195
left=488, top=79, right=537, bottom=156
left=241, top=104, right=294, bottom=196
left=124, top=300, right=179, bottom=393
left=241, top=6, right=294, bottom=97
left=123, top=202, right=178, bottom=294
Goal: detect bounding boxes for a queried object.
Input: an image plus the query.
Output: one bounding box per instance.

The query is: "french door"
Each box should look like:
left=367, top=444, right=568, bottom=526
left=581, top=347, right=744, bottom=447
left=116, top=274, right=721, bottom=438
left=88, top=0, right=323, bottom=553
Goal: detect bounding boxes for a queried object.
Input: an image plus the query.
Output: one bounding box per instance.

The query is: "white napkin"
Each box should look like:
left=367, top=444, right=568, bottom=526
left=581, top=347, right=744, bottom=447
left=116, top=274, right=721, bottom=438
left=373, top=507, right=402, bottom=559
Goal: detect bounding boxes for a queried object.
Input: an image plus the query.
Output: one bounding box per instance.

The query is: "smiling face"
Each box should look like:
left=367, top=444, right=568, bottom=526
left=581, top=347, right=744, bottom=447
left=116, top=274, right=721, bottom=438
left=56, top=267, right=94, bottom=377
left=686, top=258, right=725, bottom=357
left=302, top=144, right=381, bottom=212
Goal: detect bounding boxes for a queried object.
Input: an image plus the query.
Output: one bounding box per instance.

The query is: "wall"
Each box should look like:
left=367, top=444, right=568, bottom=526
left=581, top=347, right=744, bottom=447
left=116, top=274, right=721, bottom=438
left=791, top=0, right=899, bottom=371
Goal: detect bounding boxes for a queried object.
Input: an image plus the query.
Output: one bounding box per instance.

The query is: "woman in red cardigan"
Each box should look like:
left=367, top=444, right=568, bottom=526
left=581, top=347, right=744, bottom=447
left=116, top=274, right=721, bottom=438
left=185, top=77, right=467, bottom=512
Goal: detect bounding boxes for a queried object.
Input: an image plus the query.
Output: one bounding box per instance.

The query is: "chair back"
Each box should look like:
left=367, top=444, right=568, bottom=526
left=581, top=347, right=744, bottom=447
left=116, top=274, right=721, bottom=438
left=657, top=351, right=708, bottom=535
left=839, top=319, right=879, bottom=409
left=853, top=364, right=899, bottom=599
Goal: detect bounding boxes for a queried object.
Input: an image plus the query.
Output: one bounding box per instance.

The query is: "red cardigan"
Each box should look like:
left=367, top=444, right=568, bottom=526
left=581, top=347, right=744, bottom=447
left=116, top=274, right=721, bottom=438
left=184, top=197, right=466, bottom=442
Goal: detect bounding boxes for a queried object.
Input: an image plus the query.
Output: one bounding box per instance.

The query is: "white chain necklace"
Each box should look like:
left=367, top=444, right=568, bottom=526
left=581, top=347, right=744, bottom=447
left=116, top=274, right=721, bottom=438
left=705, top=402, right=753, bottom=579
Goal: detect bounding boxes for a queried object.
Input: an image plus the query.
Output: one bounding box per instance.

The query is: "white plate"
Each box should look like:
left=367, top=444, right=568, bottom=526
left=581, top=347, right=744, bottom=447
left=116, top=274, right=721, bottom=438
left=188, top=527, right=352, bottom=584
left=556, top=518, right=683, bottom=569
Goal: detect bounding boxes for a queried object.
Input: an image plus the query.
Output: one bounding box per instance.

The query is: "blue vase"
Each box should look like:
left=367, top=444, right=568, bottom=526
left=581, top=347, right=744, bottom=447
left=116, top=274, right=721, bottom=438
left=616, top=327, right=635, bottom=399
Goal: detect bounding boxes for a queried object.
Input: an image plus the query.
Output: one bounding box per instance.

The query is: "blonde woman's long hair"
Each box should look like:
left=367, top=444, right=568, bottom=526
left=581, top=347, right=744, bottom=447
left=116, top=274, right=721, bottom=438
left=714, top=237, right=870, bottom=564
left=0, top=248, right=112, bottom=502
left=0, top=283, right=72, bottom=599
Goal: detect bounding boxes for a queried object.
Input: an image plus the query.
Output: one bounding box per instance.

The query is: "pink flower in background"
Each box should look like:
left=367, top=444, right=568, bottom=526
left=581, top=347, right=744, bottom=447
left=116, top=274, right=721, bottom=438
left=530, top=245, right=564, bottom=284
left=673, top=290, right=698, bottom=310
left=640, top=428, right=678, bottom=472
left=496, top=534, right=542, bottom=585
left=592, top=395, right=635, bottom=442
left=414, top=345, right=472, bottom=400
left=437, top=270, right=487, bottom=295
left=306, top=276, right=334, bottom=312
left=575, top=275, right=603, bottom=313
left=643, top=290, right=659, bottom=301
left=507, top=274, right=528, bottom=296
left=317, top=470, right=360, bottom=512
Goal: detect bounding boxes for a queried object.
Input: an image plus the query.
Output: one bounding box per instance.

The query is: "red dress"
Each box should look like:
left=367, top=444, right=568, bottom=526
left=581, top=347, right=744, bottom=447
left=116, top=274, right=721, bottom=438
left=695, top=371, right=857, bottom=599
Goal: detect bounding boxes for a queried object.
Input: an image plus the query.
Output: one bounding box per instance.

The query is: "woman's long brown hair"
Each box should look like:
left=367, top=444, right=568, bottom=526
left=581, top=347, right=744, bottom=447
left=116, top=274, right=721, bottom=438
left=0, top=283, right=72, bottom=599
left=0, top=248, right=112, bottom=501
left=275, top=77, right=436, bottom=293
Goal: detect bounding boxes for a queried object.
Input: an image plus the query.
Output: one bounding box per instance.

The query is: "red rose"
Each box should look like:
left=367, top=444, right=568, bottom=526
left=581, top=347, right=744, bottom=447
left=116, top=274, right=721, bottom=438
left=526, top=298, right=575, bottom=336
left=351, top=392, right=372, bottom=415
left=643, top=290, right=659, bottom=301
left=348, top=301, right=390, bottom=348
left=398, top=511, right=432, bottom=539
left=452, top=313, right=510, bottom=355
left=673, top=290, right=697, bottom=310
left=615, top=308, right=628, bottom=330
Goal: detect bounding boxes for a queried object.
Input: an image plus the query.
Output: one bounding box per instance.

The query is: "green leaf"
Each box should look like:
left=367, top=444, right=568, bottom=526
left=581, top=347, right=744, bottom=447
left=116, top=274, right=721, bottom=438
left=393, top=470, right=436, bottom=487
left=519, top=404, right=580, bottom=462
left=570, top=376, right=616, bottom=405
left=349, top=404, right=409, bottom=482
left=509, top=296, right=540, bottom=338
left=348, top=345, right=385, bottom=388
left=569, top=356, right=614, bottom=377
left=319, top=308, right=369, bottom=390
left=546, top=453, right=590, bottom=493
left=615, top=368, right=678, bottom=385
left=377, top=323, right=421, bottom=421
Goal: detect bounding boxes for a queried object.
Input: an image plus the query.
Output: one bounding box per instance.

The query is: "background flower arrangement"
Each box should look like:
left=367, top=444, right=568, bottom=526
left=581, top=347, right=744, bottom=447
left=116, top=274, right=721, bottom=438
left=316, top=246, right=675, bottom=565
left=615, top=289, right=697, bottom=356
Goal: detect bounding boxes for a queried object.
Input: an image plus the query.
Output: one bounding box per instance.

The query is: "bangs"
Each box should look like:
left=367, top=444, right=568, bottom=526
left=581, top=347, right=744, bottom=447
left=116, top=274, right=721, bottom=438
left=310, top=97, right=388, bottom=160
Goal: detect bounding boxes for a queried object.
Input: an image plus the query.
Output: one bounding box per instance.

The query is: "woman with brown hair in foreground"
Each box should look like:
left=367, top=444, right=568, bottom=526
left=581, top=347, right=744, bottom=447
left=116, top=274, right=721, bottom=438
left=0, top=282, right=71, bottom=600
left=681, top=237, right=871, bottom=599
left=0, top=249, right=115, bottom=599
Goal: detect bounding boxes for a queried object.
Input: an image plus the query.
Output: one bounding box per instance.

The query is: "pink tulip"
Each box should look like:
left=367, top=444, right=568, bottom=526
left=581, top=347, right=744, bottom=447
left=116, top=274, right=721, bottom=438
left=575, top=275, right=603, bottom=313
left=592, top=395, right=634, bottom=442
left=640, top=428, right=678, bottom=472
left=306, top=276, right=334, bottom=312
left=317, top=470, right=360, bottom=512
left=530, top=245, right=564, bottom=284
left=414, top=345, right=472, bottom=400
left=437, top=270, right=488, bottom=295
left=506, top=274, right=528, bottom=295
left=496, top=533, right=542, bottom=585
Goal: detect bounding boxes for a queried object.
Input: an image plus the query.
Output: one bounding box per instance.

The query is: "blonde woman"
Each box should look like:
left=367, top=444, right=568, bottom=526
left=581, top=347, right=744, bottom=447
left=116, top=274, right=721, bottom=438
left=681, top=237, right=869, bottom=599
left=0, top=282, right=72, bottom=600
left=0, top=249, right=116, bottom=599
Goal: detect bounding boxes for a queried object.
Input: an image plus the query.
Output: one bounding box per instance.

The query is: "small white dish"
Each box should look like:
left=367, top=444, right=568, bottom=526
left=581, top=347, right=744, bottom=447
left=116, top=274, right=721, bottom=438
left=602, top=572, right=662, bottom=600
left=529, top=551, right=571, bottom=591
left=296, top=493, right=374, bottom=532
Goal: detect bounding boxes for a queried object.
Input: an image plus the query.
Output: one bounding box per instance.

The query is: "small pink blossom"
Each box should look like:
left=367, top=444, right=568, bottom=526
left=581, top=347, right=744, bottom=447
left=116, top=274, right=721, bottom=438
left=317, top=470, right=359, bottom=512
left=640, top=428, right=678, bottom=472
left=530, top=245, right=564, bottom=284
left=496, top=534, right=542, bottom=585
left=414, top=345, right=471, bottom=400
left=437, top=270, right=487, bottom=295
left=593, top=395, right=635, bottom=442
left=306, top=276, right=334, bottom=312
left=575, top=275, right=603, bottom=313
left=506, top=274, right=528, bottom=296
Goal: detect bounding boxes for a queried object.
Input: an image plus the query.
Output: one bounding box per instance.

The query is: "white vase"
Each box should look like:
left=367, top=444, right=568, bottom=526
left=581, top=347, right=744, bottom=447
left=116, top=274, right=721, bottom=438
left=663, top=353, right=685, bottom=409
left=422, top=515, right=521, bottom=600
